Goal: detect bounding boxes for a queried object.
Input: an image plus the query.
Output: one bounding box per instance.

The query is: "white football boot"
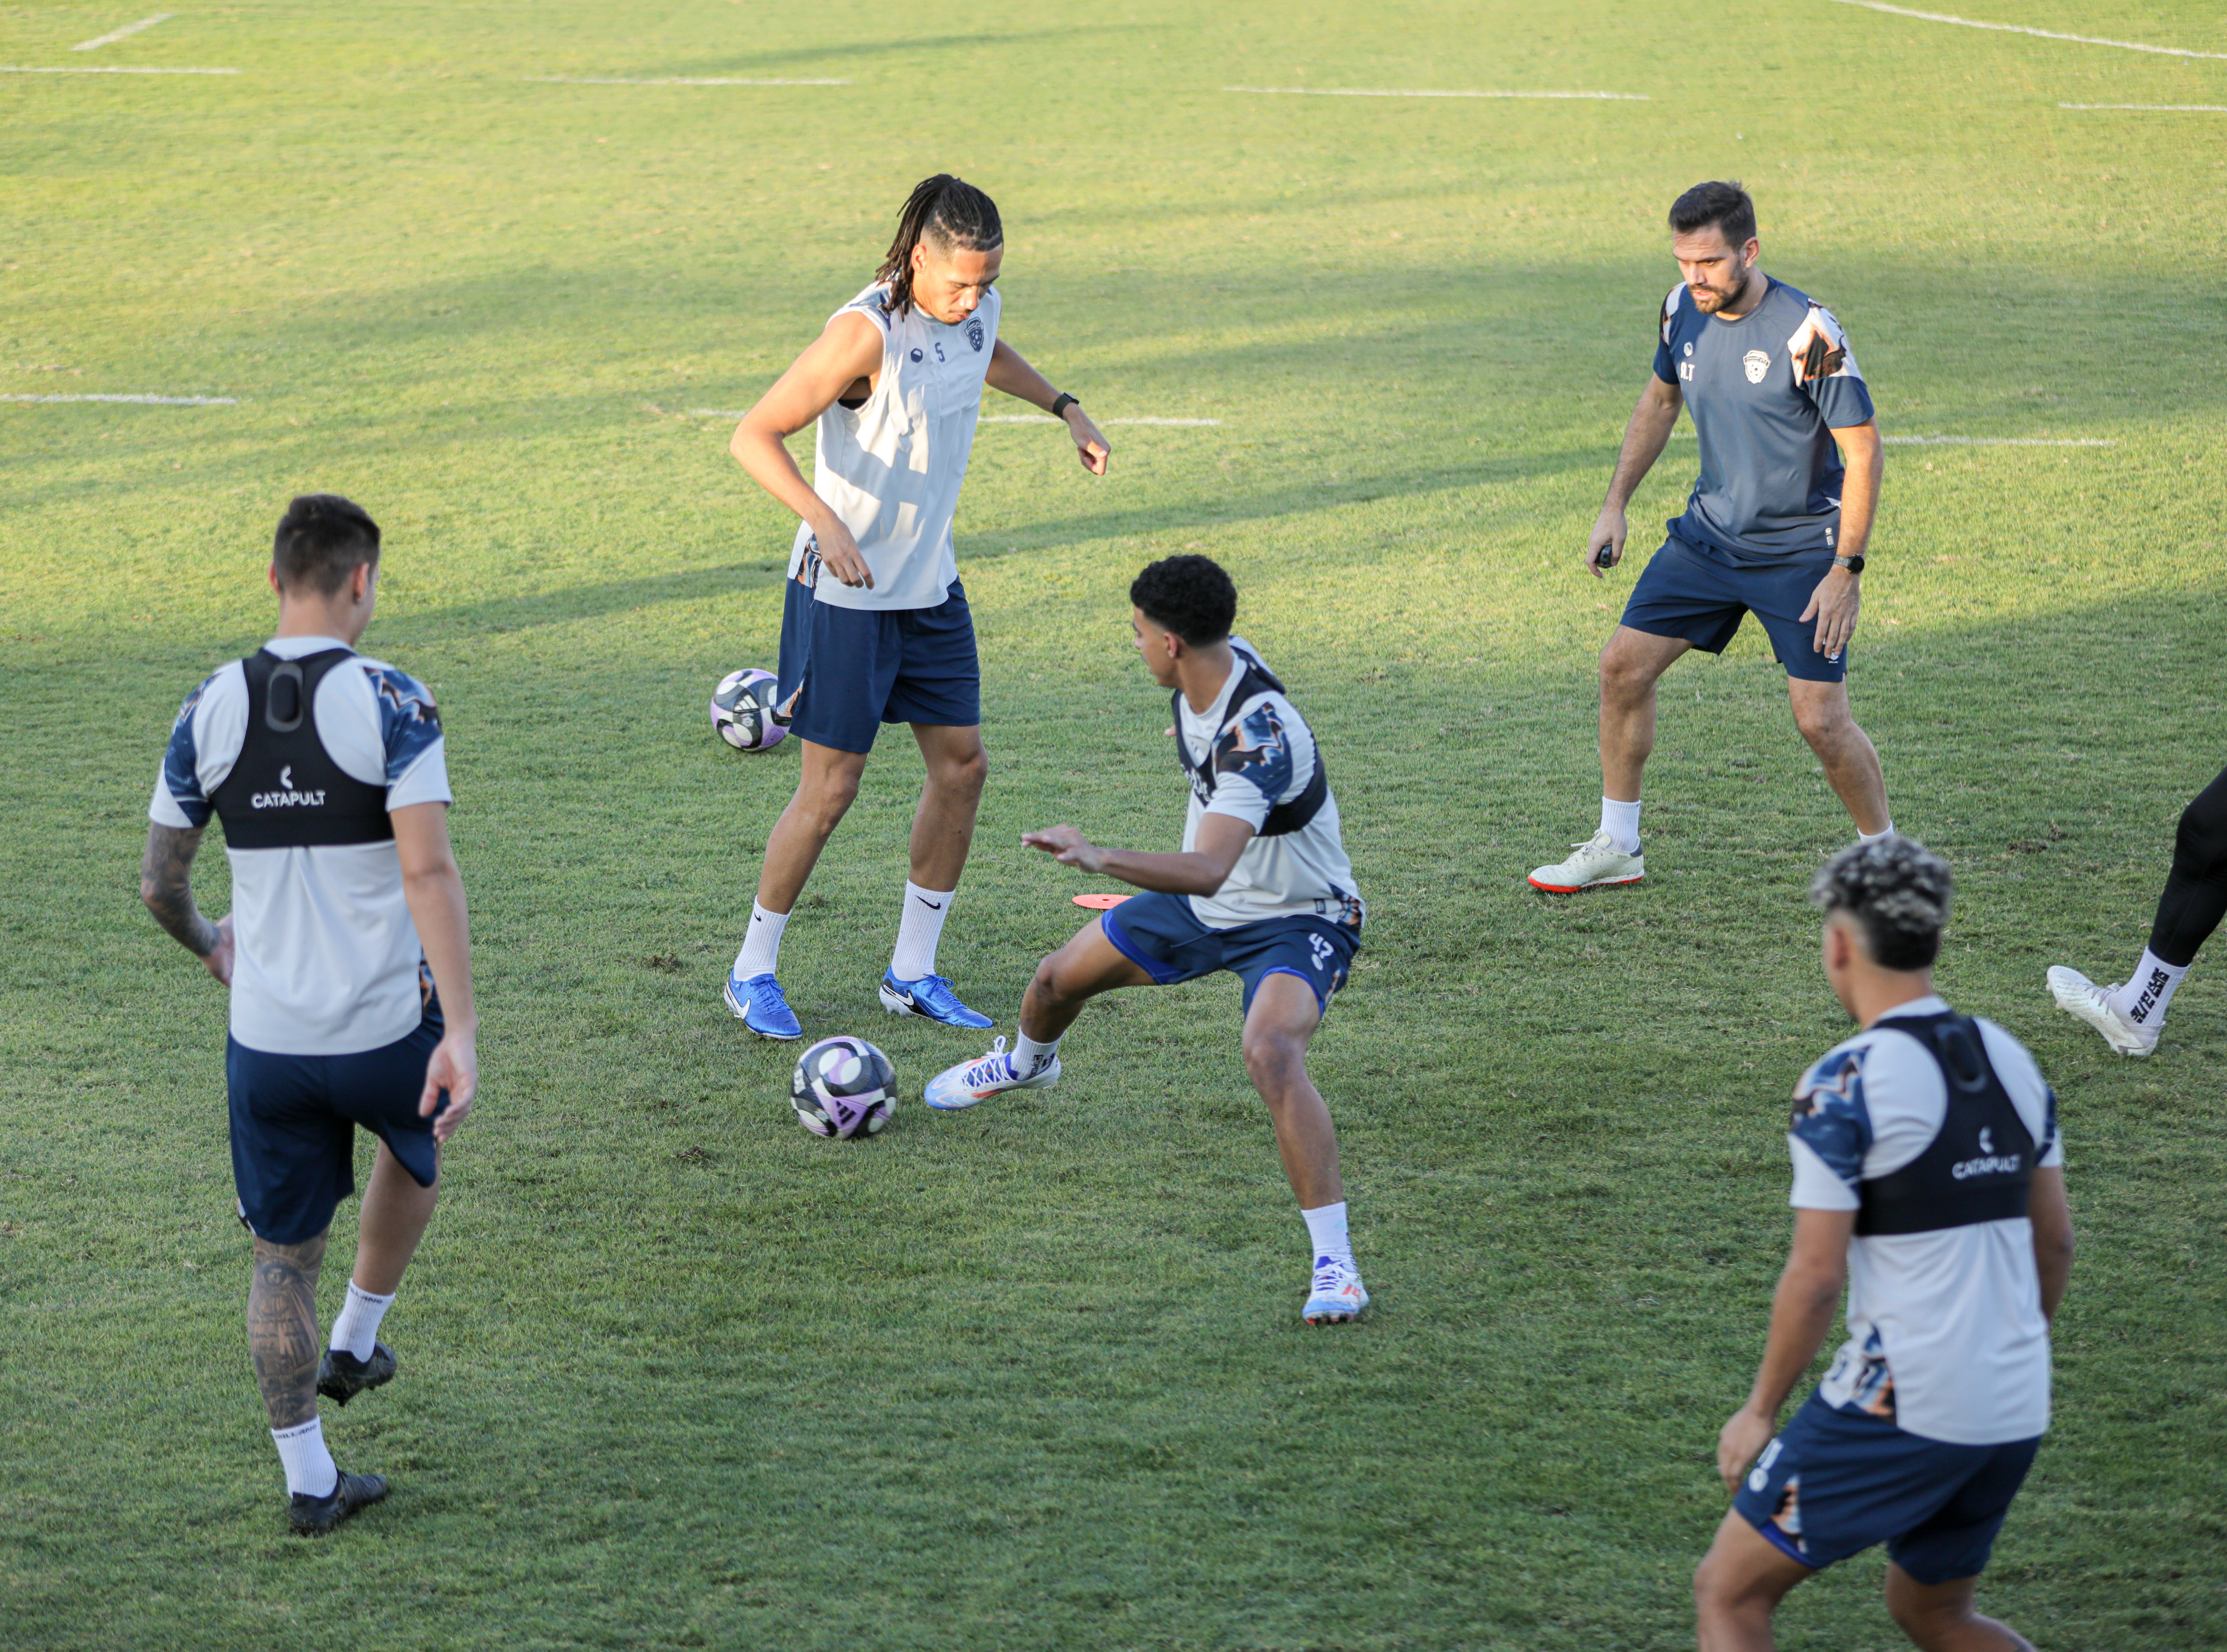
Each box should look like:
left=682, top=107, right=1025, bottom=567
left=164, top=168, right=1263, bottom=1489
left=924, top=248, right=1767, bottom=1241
left=2046, top=966, right=2159, bottom=1057
left=1528, top=828, right=1645, bottom=893
left=1302, top=1256, right=1370, bottom=1325
left=923, top=1036, right=1063, bottom=1111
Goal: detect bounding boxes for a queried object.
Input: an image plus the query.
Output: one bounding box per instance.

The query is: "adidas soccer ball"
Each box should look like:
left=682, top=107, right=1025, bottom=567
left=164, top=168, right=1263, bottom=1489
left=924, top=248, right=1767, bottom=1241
left=790, top=1036, right=897, bottom=1139
left=710, top=668, right=788, bottom=752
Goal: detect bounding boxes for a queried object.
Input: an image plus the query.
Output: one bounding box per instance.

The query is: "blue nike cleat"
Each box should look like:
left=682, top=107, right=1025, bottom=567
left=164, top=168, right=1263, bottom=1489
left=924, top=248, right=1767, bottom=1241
left=878, top=970, right=994, bottom=1030
left=724, top=970, right=803, bottom=1041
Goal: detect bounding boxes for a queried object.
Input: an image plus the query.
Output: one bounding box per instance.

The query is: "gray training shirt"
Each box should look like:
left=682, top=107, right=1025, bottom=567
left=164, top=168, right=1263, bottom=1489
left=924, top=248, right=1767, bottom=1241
left=1653, top=275, right=1875, bottom=561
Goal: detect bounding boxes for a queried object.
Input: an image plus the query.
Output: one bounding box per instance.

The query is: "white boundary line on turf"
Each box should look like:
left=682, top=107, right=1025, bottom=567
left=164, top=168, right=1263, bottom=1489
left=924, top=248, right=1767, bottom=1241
left=0, top=63, right=234, bottom=73
left=1823, top=0, right=2227, bottom=61
left=1227, top=84, right=1648, bottom=100
left=1667, top=429, right=2114, bottom=446
left=525, top=75, right=848, bottom=87
left=683, top=409, right=1222, bottom=427
left=2062, top=102, right=2227, bottom=112
left=73, top=13, right=173, bottom=51
left=3, top=392, right=238, bottom=405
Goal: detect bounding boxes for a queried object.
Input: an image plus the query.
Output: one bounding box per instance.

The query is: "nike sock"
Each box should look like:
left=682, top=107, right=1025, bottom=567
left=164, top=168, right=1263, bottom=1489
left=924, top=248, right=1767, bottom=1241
left=329, top=1281, right=395, bottom=1362
left=1302, top=1201, right=1354, bottom=1270
left=1859, top=822, right=1897, bottom=843
left=271, top=1417, right=339, bottom=1499
left=2109, top=950, right=2188, bottom=1030
left=890, top=882, right=955, bottom=981
left=1013, top=1030, right=1062, bottom=1077
left=1601, top=797, right=1642, bottom=855
left=734, top=902, right=789, bottom=980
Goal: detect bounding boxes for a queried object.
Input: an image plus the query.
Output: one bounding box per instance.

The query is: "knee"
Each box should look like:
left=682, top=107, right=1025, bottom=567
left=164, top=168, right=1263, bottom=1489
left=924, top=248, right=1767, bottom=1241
left=1599, top=644, right=1651, bottom=705
left=1793, top=698, right=1853, bottom=748
left=1241, top=1026, right=1304, bottom=1093
left=2175, top=788, right=2227, bottom=872
left=946, top=745, right=989, bottom=799
left=795, top=771, right=861, bottom=832
left=1030, top=953, right=1078, bottom=1009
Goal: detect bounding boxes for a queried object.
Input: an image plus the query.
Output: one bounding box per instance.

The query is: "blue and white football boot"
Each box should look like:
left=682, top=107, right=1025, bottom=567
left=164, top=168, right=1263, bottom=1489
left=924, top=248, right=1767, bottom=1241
left=724, top=970, right=802, bottom=1041
left=923, top=1036, right=1063, bottom=1111
left=878, top=970, right=994, bottom=1030
left=1302, top=1257, right=1370, bottom=1325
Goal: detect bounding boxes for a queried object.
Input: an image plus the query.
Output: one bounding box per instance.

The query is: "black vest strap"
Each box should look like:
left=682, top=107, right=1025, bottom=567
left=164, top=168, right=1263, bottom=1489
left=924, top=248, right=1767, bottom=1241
left=1855, top=1012, right=2035, bottom=1238
left=1171, top=652, right=1329, bottom=839
left=209, top=650, right=395, bottom=849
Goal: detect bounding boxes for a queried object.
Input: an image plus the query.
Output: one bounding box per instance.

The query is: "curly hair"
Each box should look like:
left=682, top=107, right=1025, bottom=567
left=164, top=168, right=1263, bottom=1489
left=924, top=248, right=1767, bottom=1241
left=1130, top=555, right=1237, bottom=647
left=875, top=174, right=1002, bottom=316
left=1809, top=836, right=1953, bottom=971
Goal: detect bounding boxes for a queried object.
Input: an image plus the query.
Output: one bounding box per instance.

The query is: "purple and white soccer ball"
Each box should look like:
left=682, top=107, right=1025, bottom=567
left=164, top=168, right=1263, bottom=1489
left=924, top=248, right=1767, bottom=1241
left=790, top=1036, right=898, bottom=1139
left=710, top=668, right=789, bottom=752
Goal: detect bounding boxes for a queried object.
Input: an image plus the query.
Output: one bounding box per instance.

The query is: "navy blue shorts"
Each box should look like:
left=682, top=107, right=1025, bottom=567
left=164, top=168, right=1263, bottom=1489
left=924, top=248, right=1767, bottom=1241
left=1622, top=533, right=1847, bottom=683
left=776, top=572, right=981, bottom=755
left=1100, top=891, right=1360, bottom=1014
left=1733, top=1392, right=2041, bottom=1585
left=228, top=1007, right=447, bottom=1246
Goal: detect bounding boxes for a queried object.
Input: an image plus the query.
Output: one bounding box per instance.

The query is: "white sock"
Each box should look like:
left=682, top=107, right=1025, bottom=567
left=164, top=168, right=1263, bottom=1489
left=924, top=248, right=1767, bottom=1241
left=890, top=882, right=955, bottom=981
left=1601, top=797, right=1641, bottom=855
left=271, top=1417, right=339, bottom=1499
left=734, top=902, right=788, bottom=980
left=1013, top=1030, right=1061, bottom=1076
left=329, top=1281, right=394, bottom=1361
left=1302, top=1201, right=1354, bottom=1270
left=2110, top=950, right=2188, bottom=1029
left=1859, top=821, right=1896, bottom=843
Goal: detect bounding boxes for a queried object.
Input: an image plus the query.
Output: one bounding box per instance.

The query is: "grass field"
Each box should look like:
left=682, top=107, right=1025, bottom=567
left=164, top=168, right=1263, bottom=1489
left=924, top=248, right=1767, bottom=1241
left=4, top=2, right=2226, bottom=1647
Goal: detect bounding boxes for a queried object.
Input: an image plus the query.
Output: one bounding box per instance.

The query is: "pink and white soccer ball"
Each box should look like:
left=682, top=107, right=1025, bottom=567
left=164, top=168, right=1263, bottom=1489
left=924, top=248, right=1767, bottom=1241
left=790, top=1036, right=898, bottom=1139
left=710, top=668, right=788, bottom=752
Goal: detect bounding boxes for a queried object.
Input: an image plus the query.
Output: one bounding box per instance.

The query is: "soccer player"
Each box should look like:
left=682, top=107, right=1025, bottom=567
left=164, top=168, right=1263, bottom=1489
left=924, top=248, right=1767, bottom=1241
left=1696, top=838, right=2073, bottom=1652
left=1530, top=180, right=1893, bottom=894
left=141, top=495, right=477, bottom=1535
left=920, top=556, right=1371, bottom=1324
left=2046, top=765, right=2227, bottom=1056
left=722, top=173, right=1112, bottom=1040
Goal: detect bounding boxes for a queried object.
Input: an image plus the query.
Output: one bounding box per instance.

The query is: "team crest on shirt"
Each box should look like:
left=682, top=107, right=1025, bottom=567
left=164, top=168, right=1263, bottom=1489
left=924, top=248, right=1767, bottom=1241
left=966, top=318, right=984, bottom=352
left=1743, top=349, right=1771, bottom=384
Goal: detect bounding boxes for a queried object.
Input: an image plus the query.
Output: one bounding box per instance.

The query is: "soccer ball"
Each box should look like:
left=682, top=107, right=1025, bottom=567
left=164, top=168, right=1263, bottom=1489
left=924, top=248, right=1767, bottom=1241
left=790, top=1036, right=897, bottom=1139
left=710, top=668, right=788, bottom=752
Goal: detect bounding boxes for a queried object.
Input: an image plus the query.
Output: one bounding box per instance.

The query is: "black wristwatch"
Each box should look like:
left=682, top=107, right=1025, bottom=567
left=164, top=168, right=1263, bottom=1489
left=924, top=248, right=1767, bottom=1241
left=1833, top=554, right=1866, bottom=575
left=1050, top=392, right=1079, bottom=419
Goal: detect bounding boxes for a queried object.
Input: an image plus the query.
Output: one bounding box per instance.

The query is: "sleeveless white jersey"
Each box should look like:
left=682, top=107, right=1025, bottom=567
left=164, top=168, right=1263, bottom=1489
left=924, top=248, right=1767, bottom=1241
left=787, top=280, right=1002, bottom=611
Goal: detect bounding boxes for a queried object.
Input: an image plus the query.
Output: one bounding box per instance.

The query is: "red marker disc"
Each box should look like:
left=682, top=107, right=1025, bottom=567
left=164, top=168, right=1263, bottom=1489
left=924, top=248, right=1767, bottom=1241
left=1072, top=893, right=1131, bottom=910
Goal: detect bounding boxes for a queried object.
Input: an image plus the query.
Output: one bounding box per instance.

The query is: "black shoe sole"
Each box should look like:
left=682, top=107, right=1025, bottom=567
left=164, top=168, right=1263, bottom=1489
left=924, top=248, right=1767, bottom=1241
left=289, top=1470, right=390, bottom=1535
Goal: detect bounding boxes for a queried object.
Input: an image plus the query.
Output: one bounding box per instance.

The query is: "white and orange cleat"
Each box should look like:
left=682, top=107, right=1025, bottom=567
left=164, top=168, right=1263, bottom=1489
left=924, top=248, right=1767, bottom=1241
left=1529, top=829, right=1645, bottom=893
left=1303, top=1257, right=1370, bottom=1325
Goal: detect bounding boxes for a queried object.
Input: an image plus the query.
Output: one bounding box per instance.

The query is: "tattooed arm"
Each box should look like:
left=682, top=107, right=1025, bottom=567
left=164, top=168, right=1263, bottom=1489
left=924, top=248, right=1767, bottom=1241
left=140, top=823, right=234, bottom=985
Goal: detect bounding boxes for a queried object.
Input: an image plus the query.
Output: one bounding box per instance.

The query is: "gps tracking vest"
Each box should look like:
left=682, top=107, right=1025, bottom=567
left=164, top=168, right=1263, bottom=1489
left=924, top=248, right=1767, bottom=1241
left=209, top=649, right=394, bottom=849
left=1855, top=1012, right=2037, bottom=1237
left=1171, top=647, right=1328, bottom=839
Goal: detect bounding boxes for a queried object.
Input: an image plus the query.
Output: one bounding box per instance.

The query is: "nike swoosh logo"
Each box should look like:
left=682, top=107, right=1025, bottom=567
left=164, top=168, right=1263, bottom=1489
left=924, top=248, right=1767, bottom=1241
left=917, top=899, right=944, bottom=910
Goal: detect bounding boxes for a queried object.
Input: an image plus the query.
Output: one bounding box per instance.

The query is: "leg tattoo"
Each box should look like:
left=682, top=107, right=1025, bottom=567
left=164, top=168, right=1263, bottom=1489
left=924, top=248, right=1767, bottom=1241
left=248, top=1234, right=327, bottom=1429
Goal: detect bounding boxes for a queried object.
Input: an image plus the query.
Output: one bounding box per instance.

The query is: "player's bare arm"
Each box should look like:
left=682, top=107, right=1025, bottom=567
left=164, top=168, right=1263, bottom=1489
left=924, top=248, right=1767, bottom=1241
left=141, top=821, right=232, bottom=984
left=730, top=311, right=887, bottom=589
left=1022, top=813, right=1255, bottom=896
left=1589, top=374, right=1683, bottom=575
left=984, top=340, right=1111, bottom=475
left=394, top=801, right=479, bottom=1141
left=1716, top=1206, right=1853, bottom=1490
left=1798, top=421, right=1881, bottom=656
left=2028, top=1165, right=2074, bottom=1321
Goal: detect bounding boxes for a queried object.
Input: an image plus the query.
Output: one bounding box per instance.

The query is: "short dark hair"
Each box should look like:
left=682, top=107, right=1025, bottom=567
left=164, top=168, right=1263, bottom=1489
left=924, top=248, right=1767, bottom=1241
left=1810, top=837, right=1953, bottom=971
left=876, top=174, right=1003, bottom=316
left=1130, top=555, right=1236, bottom=647
left=273, top=494, right=381, bottom=597
left=1668, top=180, right=1757, bottom=248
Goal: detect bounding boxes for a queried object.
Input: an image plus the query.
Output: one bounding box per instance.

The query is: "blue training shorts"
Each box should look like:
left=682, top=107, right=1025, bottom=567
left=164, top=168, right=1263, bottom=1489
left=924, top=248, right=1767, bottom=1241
left=228, top=1004, right=448, bottom=1245
left=1100, top=891, right=1360, bottom=1014
left=777, top=573, right=981, bottom=755
left=1733, top=1391, right=2040, bottom=1585
left=1621, top=533, right=1848, bottom=683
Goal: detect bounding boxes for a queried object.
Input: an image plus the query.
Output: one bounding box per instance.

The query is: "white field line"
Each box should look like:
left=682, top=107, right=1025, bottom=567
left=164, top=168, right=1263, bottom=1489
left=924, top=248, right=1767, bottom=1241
left=981, top=415, right=1222, bottom=427
left=1824, top=0, right=2227, bottom=61
left=2062, top=102, right=2227, bottom=112
left=525, top=75, right=847, bottom=87
left=1667, top=429, right=2114, bottom=446
left=1227, top=84, right=1648, bottom=100
left=2, top=392, right=238, bottom=405
left=72, top=13, right=173, bottom=51
left=0, top=63, right=233, bottom=73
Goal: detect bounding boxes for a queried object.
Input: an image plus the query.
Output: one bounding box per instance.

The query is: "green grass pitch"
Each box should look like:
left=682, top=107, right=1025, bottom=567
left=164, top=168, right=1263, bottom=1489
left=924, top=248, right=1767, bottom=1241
left=3, top=2, right=2224, bottom=1647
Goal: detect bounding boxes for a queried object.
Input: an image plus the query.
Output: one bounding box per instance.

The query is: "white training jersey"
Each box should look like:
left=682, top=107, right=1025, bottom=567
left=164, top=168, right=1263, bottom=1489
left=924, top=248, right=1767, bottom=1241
left=787, top=280, right=1002, bottom=612
left=1176, top=640, right=1367, bottom=934
left=150, top=635, right=452, bottom=1056
left=1788, top=997, right=2063, bottom=1446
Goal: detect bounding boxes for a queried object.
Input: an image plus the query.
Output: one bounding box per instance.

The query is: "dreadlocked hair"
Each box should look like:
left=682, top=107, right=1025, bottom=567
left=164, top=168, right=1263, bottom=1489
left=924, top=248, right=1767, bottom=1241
left=875, top=174, right=1003, bottom=315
